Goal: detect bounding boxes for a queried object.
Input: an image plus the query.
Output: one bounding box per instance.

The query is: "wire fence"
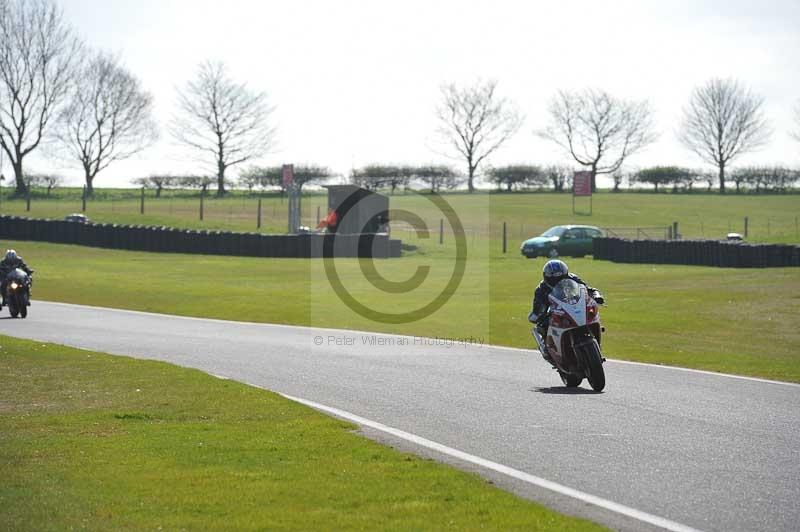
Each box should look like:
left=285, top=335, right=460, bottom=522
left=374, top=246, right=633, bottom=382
left=0, top=193, right=797, bottom=249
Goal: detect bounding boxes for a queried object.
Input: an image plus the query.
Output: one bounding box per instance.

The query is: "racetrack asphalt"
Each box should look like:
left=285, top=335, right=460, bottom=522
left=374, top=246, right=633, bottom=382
left=1, top=301, right=798, bottom=532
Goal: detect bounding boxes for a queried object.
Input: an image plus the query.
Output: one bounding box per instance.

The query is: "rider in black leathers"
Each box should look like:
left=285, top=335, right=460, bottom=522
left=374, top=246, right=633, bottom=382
left=0, top=250, right=33, bottom=307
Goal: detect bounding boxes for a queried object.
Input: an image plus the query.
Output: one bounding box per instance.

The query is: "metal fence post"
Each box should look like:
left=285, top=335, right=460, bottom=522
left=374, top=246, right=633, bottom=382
left=200, top=193, right=204, bottom=221
left=257, top=198, right=262, bottom=229
left=503, top=222, right=507, bottom=253
left=82, top=185, right=86, bottom=212
left=439, top=218, right=444, bottom=245
left=744, top=216, right=748, bottom=238
left=140, top=186, right=145, bottom=215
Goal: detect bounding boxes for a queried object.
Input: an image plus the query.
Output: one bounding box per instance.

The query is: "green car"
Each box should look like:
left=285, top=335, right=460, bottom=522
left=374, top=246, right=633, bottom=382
left=520, top=225, right=604, bottom=258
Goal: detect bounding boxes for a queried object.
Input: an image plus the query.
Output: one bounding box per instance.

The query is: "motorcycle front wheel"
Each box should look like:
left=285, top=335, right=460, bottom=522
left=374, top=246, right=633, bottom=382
left=559, top=371, right=582, bottom=387
left=583, top=340, right=606, bottom=392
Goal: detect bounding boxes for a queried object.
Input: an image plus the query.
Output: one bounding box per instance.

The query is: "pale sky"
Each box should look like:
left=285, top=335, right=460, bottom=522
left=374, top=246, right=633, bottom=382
left=17, top=0, right=800, bottom=188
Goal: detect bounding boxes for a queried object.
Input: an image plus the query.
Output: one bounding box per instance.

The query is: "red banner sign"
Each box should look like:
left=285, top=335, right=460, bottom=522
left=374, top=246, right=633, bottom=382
left=573, top=171, right=592, bottom=196
left=282, top=164, right=294, bottom=187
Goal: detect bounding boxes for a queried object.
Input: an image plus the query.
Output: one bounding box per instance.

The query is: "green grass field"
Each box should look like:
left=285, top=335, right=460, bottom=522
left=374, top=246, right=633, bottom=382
left=1, top=189, right=798, bottom=380
left=0, top=335, right=604, bottom=530
left=2, top=189, right=799, bottom=244
left=2, top=190, right=798, bottom=529
left=8, top=239, right=800, bottom=382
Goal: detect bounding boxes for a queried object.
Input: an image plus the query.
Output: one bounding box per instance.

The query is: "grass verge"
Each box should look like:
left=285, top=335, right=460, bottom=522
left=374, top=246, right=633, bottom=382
left=0, top=335, right=604, bottom=531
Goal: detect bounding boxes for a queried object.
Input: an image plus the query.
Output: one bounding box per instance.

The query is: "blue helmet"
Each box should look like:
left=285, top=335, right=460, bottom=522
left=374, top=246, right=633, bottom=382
left=543, top=259, right=568, bottom=286
left=4, top=249, right=17, bottom=262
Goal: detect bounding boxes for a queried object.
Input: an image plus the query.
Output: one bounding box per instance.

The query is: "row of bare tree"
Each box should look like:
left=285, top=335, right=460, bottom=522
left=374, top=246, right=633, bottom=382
left=129, top=166, right=333, bottom=197
left=0, top=0, right=155, bottom=197
left=436, top=78, right=795, bottom=195
left=0, top=1, right=797, bottom=198
left=0, top=0, right=273, bottom=198
left=627, top=166, right=799, bottom=193
left=346, top=163, right=798, bottom=194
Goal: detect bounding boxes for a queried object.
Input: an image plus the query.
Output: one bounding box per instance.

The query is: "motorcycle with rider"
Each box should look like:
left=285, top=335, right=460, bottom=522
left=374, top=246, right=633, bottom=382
left=529, top=260, right=607, bottom=391
left=0, top=250, right=34, bottom=318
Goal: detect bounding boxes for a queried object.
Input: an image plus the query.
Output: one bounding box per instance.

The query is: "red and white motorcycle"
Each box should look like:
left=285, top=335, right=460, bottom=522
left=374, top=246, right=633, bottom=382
left=532, top=278, right=606, bottom=391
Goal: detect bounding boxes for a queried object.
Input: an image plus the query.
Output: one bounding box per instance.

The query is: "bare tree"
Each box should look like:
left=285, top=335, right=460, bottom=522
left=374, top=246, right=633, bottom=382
left=0, top=0, right=81, bottom=196
left=540, top=89, right=656, bottom=191
left=678, top=78, right=771, bottom=193
left=238, top=165, right=282, bottom=193
left=435, top=80, right=522, bottom=193
left=414, top=165, right=462, bottom=193
left=178, top=174, right=214, bottom=195
left=486, top=165, right=546, bottom=192
left=611, top=170, right=626, bottom=192
left=698, top=169, right=715, bottom=192
left=132, top=175, right=177, bottom=198
left=735, top=166, right=798, bottom=193
left=236, top=171, right=262, bottom=193
left=25, top=171, right=62, bottom=195
left=633, top=166, right=692, bottom=193
left=288, top=165, right=332, bottom=191
left=351, top=165, right=411, bottom=194
left=58, top=52, right=157, bottom=196
left=171, top=61, right=276, bottom=197
left=544, top=164, right=572, bottom=193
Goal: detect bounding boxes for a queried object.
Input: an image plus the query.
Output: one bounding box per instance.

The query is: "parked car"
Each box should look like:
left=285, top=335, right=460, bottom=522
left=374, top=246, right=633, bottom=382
left=64, top=213, right=90, bottom=224
left=520, top=225, right=604, bottom=258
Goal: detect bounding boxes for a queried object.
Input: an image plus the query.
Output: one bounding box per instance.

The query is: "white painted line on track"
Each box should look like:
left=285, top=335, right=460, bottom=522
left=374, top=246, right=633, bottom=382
left=262, top=387, right=704, bottom=532
left=605, top=358, right=800, bottom=387
left=489, top=343, right=800, bottom=388
left=37, top=300, right=800, bottom=388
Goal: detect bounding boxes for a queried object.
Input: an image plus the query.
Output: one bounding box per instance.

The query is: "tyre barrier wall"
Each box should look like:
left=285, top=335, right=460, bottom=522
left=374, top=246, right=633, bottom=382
left=592, top=237, right=800, bottom=268
left=0, top=216, right=402, bottom=258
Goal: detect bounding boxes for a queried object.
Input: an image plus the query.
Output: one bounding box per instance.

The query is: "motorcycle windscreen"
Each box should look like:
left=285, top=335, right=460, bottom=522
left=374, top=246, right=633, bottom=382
left=550, top=278, right=583, bottom=305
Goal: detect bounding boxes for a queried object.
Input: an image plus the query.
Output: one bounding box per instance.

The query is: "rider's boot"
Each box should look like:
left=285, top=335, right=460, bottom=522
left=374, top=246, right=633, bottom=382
left=537, top=325, right=554, bottom=364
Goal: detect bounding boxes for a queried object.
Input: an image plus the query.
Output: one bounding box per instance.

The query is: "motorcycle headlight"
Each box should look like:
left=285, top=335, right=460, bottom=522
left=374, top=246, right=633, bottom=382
left=10, top=282, right=18, bottom=290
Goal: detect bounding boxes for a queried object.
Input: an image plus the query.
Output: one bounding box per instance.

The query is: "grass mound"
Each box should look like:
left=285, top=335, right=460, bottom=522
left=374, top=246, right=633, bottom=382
left=0, top=335, right=604, bottom=531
